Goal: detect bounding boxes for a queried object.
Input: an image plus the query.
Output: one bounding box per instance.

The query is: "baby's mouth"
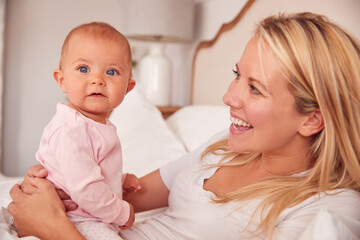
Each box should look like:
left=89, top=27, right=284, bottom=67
left=89, top=93, right=104, bottom=96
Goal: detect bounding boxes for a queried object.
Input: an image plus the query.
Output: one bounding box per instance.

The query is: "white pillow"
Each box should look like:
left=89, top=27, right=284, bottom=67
left=166, top=105, right=230, bottom=152
left=109, top=85, right=187, bottom=177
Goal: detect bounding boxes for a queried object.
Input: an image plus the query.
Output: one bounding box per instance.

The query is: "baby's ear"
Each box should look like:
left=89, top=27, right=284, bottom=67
left=298, top=109, right=324, bottom=137
left=126, top=79, right=136, bottom=94
left=53, top=69, right=66, bottom=93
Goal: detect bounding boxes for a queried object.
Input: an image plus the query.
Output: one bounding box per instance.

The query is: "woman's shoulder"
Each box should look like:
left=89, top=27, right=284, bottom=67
left=317, top=189, right=360, bottom=208
left=296, top=189, right=358, bottom=212
left=301, top=189, right=360, bottom=238
left=280, top=188, right=360, bottom=221
left=274, top=189, right=360, bottom=239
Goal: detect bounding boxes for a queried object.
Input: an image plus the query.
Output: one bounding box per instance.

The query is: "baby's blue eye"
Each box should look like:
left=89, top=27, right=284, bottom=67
left=106, top=69, right=118, bottom=76
left=78, top=66, right=88, bottom=73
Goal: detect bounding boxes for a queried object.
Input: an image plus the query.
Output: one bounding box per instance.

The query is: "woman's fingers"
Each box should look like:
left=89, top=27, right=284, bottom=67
left=18, top=175, right=78, bottom=213
left=27, top=164, right=48, bottom=178
left=7, top=200, right=15, bottom=214
left=56, top=188, right=71, bottom=200
left=21, top=165, right=48, bottom=194
left=21, top=177, right=37, bottom=195
left=56, top=189, right=78, bottom=211
left=8, top=184, right=27, bottom=230
left=63, top=200, right=78, bottom=211
left=27, top=177, right=53, bottom=190
left=8, top=178, right=64, bottom=238
left=9, top=184, right=26, bottom=202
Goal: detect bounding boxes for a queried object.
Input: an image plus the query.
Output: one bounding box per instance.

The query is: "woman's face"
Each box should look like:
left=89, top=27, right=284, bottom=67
left=223, top=36, right=309, bottom=156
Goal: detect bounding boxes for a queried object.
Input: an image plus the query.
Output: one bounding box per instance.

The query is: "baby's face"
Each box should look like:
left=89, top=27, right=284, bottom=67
left=55, top=34, right=134, bottom=122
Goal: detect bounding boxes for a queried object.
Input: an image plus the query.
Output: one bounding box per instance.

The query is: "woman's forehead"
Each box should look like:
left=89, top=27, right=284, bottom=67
left=239, top=37, right=287, bottom=91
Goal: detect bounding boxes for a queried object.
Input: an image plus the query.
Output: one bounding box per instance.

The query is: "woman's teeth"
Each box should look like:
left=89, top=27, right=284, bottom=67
left=230, top=117, right=251, bottom=128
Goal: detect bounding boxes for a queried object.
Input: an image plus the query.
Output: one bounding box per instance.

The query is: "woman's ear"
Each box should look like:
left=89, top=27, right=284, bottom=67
left=299, top=109, right=324, bottom=137
left=53, top=69, right=66, bottom=93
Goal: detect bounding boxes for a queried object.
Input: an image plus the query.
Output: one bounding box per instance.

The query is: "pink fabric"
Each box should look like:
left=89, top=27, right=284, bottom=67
left=36, top=103, right=130, bottom=226
left=74, top=221, right=121, bottom=240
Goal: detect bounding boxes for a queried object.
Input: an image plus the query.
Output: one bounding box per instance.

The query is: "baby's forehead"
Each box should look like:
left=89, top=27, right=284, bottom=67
left=70, top=31, right=127, bottom=47
left=63, top=32, right=131, bottom=59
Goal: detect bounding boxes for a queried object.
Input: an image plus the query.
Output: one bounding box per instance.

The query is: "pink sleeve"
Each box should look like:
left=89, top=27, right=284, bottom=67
left=122, top=173, right=127, bottom=186
left=49, top=124, right=130, bottom=226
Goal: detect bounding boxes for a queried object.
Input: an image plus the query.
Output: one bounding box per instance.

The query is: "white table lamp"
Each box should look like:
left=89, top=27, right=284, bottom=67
left=123, top=0, right=195, bottom=106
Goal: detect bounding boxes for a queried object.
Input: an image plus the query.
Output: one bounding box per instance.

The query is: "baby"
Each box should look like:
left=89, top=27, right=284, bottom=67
left=35, top=22, right=139, bottom=239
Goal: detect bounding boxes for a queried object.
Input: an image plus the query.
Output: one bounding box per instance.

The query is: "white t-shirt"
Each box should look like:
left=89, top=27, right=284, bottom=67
left=120, top=131, right=360, bottom=239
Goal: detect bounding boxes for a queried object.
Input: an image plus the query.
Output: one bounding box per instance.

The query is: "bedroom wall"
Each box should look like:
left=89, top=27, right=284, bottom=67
left=1, top=0, right=124, bottom=176
left=0, top=0, right=5, bottom=174
left=1, top=0, right=247, bottom=176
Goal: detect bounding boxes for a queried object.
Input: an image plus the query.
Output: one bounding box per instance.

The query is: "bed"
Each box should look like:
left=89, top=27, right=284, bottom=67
left=1, top=0, right=360, bottom=238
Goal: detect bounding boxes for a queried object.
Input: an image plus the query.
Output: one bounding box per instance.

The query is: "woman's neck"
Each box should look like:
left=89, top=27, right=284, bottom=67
left=258, top=151, right=312, bottom=176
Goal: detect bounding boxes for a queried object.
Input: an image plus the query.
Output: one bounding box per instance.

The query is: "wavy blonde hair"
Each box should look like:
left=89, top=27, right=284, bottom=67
left=202, top=12, right=360, bottom=238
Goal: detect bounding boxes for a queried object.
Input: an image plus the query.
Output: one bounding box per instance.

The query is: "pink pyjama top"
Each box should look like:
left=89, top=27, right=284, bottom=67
left=36, top=103, right=130, bottom=226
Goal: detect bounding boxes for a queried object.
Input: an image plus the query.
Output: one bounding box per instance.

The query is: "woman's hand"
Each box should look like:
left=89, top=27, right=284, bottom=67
left=8, top=177, right=85, bottom=239
left=21, top=164, right=78, bottom=211
left=8, top=178, right=62, bottom=237
left=21, top=164, right=48, bottom=194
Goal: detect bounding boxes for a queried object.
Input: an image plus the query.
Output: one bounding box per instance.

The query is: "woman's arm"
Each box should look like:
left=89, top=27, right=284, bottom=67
left=8, top=177, right=85, bottom=240
left=124, top=169, right=170, bottom=213
left=124, top=145, right=209, bottom=213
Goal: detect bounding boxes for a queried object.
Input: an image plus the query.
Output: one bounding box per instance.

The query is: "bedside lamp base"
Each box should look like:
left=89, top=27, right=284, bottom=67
left=139, top=42, right=172, bottom=106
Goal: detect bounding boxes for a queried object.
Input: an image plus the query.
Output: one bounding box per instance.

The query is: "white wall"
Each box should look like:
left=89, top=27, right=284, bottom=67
left=3, top=0, right=127, bottom=176
left=0, top=0, right=5, bottom=173
left=2, top=0, right=246, bottom=176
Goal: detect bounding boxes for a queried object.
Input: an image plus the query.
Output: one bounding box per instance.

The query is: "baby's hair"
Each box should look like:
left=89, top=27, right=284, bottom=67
left=59, top=22, right=132, bottom=70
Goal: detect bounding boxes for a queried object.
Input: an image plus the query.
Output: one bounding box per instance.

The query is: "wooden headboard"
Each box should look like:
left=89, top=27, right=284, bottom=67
left=190, top=0, right=360, bottom=105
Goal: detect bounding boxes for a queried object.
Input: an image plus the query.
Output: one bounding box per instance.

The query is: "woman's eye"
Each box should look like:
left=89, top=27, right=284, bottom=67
left=106, top=69, right=118, bottom=76
left=249, top=84, right=261, bottom=95
left=78, top=66, right=88, bottom=73
left=232, top=69, right=240, bottom=79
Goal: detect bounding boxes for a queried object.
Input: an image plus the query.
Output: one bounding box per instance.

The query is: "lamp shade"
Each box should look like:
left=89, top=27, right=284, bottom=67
left=123, top=0, right=195, bottom=42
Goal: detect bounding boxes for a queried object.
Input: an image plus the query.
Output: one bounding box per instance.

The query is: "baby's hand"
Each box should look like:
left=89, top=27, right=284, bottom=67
left=123, top=173, right=141, bottom=193
left=119, top=203, right=135, bottom=230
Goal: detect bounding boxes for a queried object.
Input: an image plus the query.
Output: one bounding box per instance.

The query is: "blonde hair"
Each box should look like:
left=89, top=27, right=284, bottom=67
left=202, top=12, right=360, bottom=237
left=59, top=22, right=132, bottom=71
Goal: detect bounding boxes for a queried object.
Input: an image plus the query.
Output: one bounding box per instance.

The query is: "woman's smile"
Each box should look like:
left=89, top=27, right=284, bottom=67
left=229, top=116, right=253, bottom=134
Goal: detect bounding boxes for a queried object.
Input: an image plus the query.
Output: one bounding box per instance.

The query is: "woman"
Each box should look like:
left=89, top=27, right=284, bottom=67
left=8, top=12, right=360, bottom=239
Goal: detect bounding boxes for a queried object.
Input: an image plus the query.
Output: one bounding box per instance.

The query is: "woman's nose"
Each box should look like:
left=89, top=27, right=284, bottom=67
left=223, top=80, right=244, bottom=108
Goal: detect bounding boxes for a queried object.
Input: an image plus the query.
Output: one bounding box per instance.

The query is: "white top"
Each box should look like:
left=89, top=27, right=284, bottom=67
left=120, top=131, right=360, bottom=239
